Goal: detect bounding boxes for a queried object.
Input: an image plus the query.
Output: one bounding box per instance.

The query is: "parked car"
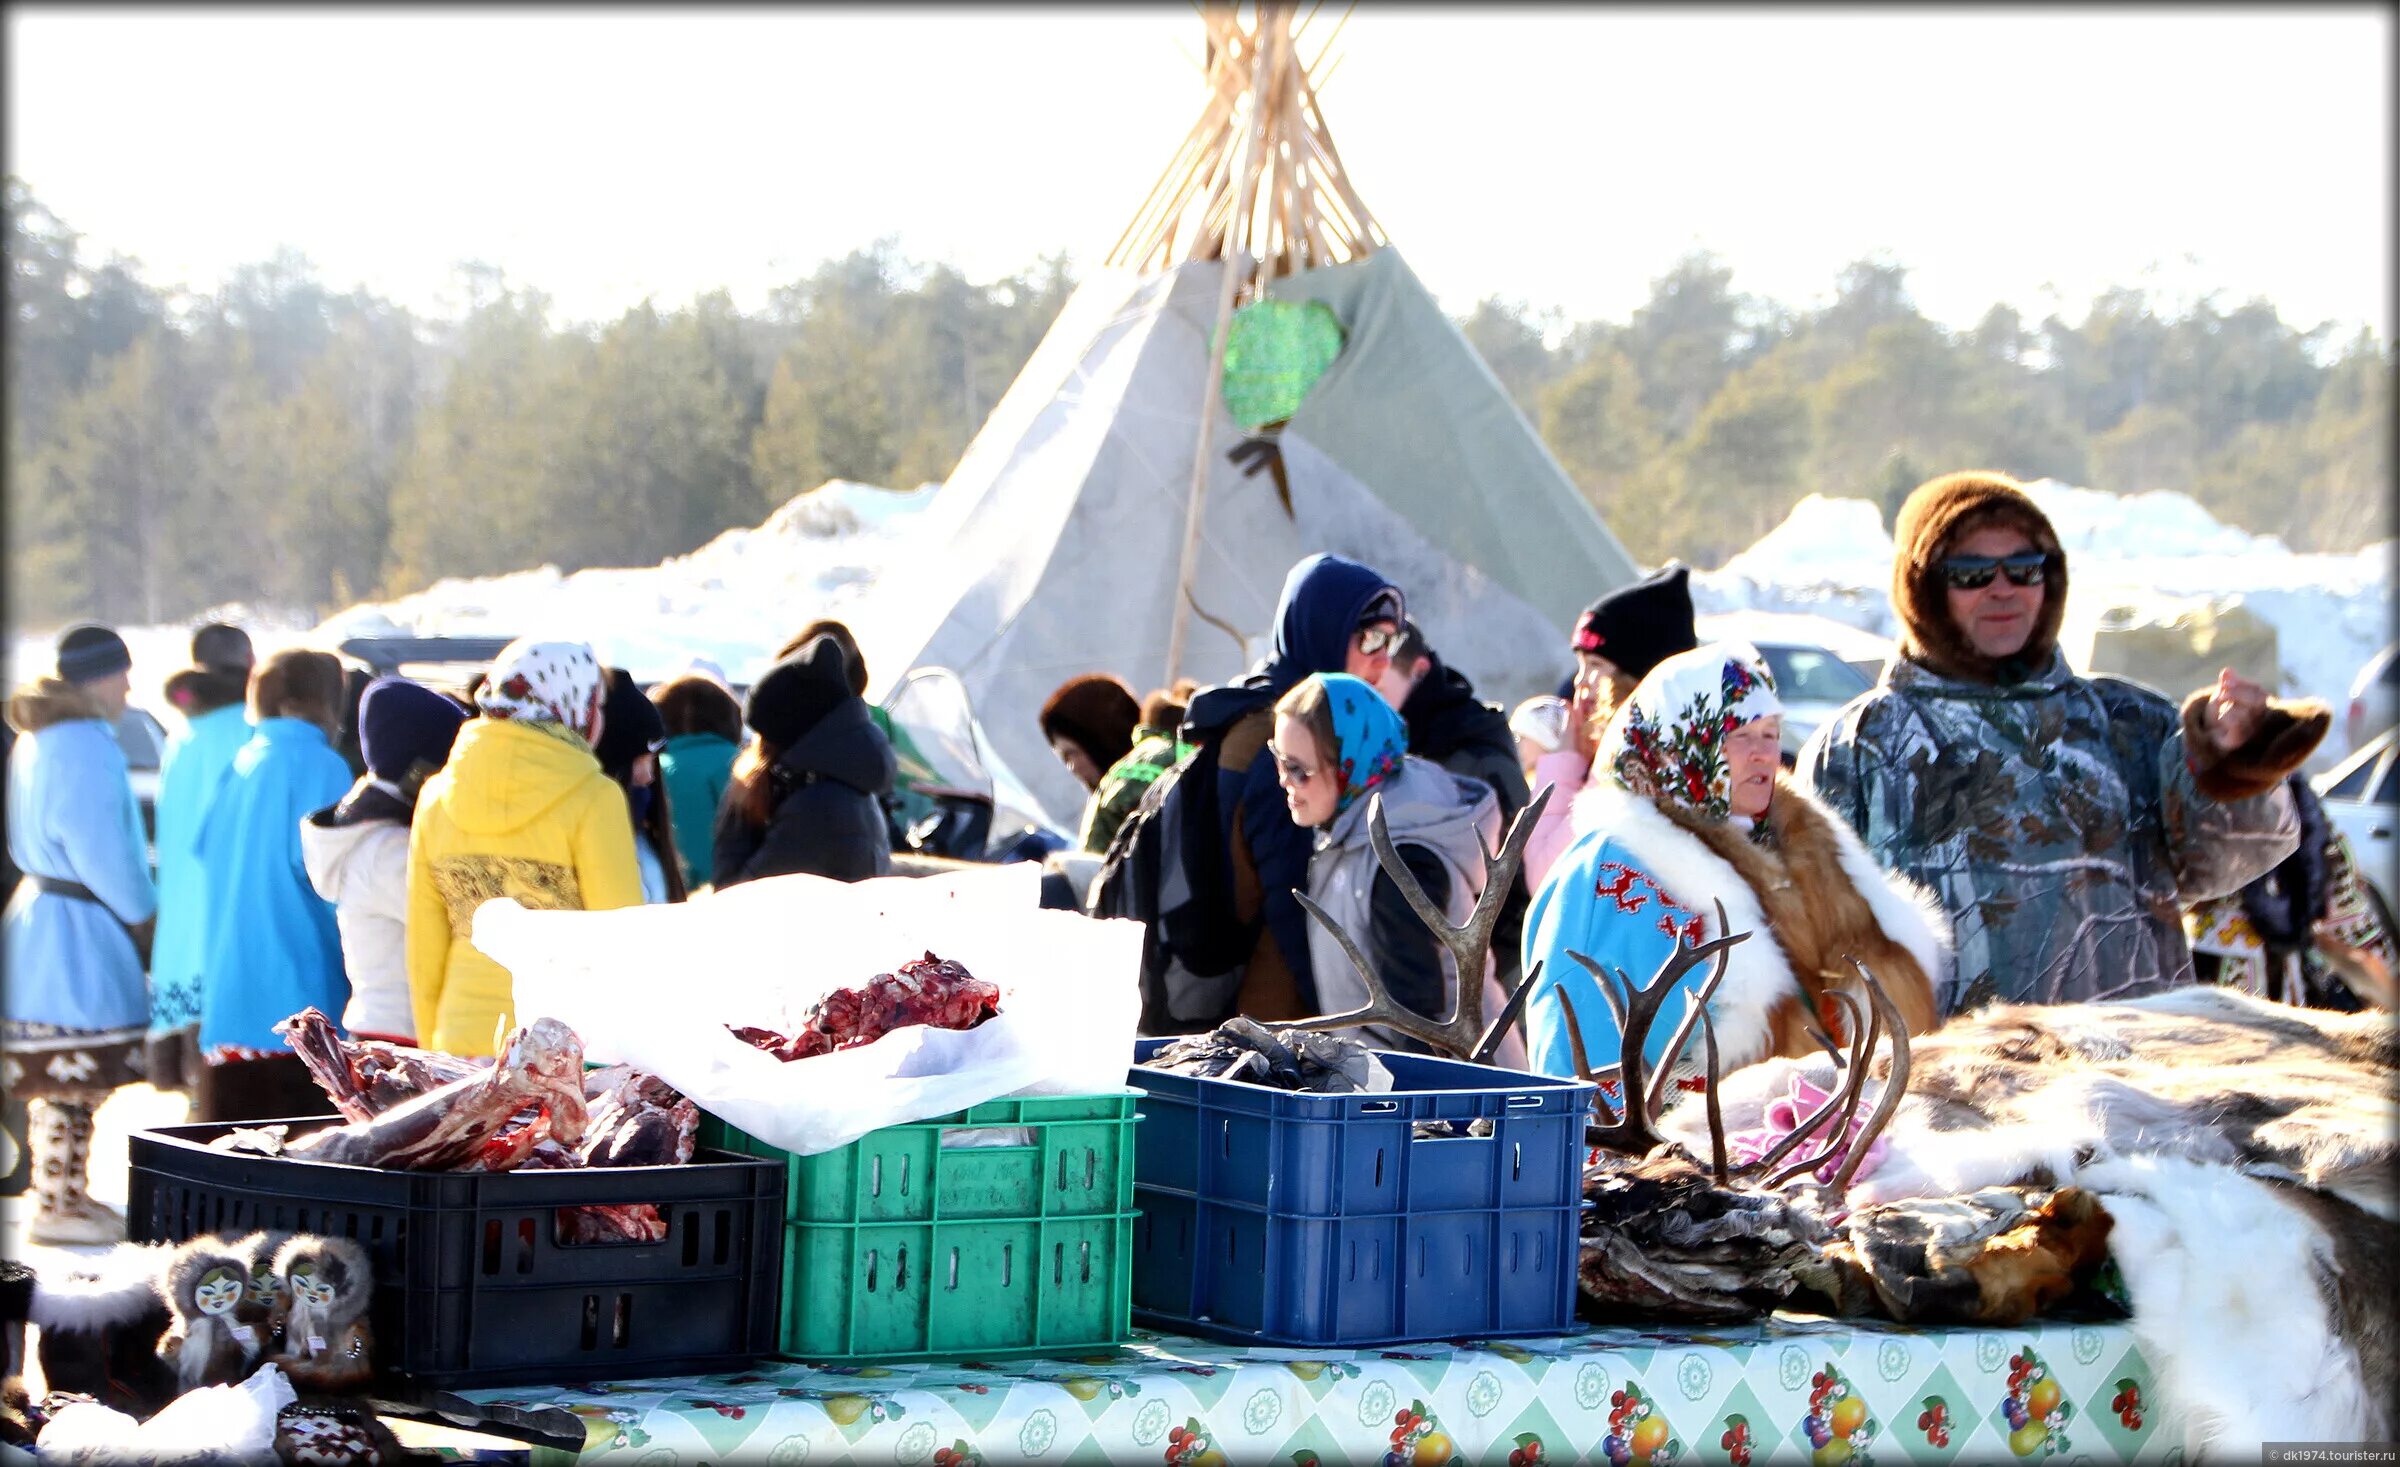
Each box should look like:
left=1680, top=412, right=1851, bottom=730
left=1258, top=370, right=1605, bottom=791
left=1696, top=613, right=1888, bottom=764
left=116, top=704, right=168, bottom=865
left=2344, top=641, right=2398, bottom=758
left=2316, top=726, right=2395, bottom=911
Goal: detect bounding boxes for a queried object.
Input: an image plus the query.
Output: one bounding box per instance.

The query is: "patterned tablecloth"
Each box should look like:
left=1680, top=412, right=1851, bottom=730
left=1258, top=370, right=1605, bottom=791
left=447, top=1315, right=2181, bottom=1466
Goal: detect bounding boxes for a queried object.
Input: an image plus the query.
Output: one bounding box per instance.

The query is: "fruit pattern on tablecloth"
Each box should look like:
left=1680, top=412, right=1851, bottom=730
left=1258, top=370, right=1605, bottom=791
left=449, top=1318, right=2181, bottom=1465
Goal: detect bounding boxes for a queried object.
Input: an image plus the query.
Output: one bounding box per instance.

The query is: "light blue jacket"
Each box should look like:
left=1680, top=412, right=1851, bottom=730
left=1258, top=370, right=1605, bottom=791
left=148, top=702, right=254, bottom=1033
left=4, top=704, right=157, bottom=1032
left=195, top=719, right=355, bottom=1053
left=1521, top=828, right=1700, bottom=1082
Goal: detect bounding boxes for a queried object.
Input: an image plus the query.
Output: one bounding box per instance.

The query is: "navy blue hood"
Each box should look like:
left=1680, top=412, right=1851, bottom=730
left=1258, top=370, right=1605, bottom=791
left=1185, top=553, right=1402, bottom=737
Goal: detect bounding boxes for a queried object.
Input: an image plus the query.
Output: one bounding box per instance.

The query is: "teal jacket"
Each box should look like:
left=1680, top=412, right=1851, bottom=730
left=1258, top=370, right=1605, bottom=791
left=659, top=732, right=738, bottom=890
left=149, top=702, right=254, bottom=1032
left=195, top=719, right=355, bottom=1053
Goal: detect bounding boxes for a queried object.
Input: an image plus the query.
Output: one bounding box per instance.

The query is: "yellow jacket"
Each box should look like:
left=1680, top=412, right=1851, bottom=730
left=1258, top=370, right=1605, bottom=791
left=406, top=718, right=642, bottom=1056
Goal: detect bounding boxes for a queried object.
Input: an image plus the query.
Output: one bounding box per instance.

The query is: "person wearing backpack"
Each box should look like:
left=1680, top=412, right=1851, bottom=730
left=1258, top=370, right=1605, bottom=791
left=1103, top=552, right=1405, bottom=1033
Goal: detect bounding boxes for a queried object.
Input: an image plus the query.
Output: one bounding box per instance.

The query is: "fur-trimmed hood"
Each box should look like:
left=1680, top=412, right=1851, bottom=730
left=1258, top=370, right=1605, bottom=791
left=231, top=1231, right=295, bottom=1312
left=1569, top=773, right=1950, bottom=1064
left=161, top=1238, right=249, bottom=1319
left=5, top=677, right=108, bottom=734
left=1890, top=470, right=2069, bottom=685
left=272, top=1235, right=373, bottom=1331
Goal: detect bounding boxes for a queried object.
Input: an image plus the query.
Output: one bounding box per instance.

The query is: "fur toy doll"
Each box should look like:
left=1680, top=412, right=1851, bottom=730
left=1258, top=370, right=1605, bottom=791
left=157, top=1237, right=254, bottom=1393
left=25, top=1242, right=178, bottom=1415
left=231, top=1230, right=294, bottom=1360
left=265, top=1235, right=375, bottom=1393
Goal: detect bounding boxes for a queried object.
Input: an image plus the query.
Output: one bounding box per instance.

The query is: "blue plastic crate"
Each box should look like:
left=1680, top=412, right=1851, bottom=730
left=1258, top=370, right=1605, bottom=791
left=1126, top=1041, right=1593, bottom=1346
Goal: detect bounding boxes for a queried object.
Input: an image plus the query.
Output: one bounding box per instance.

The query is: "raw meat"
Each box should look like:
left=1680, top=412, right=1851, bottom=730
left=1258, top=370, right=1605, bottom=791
left=731, top=952, right=1000, bottom=1062
left=274, top=1008, right=487, bottom=1123
left=286, top=1018, right=588, bottom=1171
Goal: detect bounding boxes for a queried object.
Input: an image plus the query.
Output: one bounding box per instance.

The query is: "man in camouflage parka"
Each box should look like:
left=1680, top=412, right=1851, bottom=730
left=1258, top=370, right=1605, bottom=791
left=1798, top=471, right=2328, bottom=1012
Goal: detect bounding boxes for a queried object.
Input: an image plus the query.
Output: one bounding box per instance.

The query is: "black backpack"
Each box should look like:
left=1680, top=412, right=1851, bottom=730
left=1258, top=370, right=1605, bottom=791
left=1088, top=728, right=1256, bottom=1034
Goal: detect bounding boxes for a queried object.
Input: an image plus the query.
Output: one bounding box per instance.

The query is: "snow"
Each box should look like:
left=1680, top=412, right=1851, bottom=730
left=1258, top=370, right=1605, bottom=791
left=13, top=477, right=2388, bottom=769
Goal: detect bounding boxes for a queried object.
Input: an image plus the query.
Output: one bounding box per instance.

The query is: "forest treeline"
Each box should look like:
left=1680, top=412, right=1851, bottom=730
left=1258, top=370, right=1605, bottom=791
left=7, top=175, right=2389, bottom=630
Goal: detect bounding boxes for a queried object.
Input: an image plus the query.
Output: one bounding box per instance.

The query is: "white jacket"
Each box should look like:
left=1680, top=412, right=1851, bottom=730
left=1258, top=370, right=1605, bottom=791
left=298, top=809, right=415, bottom=1041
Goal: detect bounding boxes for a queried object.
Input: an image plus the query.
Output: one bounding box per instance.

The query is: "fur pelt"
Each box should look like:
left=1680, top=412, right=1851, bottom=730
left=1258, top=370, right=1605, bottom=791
left=2078, top=1155, right=2397, bottom=1452
left=1568, top=775, right=1948, bottom=1067
left=1814, top=1186, right=2114, bottom=1327
left=2179, top=688, right=2333, bottom=802
left=1667, top=986, right=2399, bottom=1442
left=1890, top=470, right=2070, bottom=683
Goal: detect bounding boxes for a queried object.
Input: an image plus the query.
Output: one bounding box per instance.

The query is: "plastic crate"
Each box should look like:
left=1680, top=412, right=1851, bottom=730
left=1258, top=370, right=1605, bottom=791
left=127, top=1118, right=784, bottom=1389
left=1127, top=1041, right=1594, bottom=1346
left=698, top=1093, right=1140, bottom=1363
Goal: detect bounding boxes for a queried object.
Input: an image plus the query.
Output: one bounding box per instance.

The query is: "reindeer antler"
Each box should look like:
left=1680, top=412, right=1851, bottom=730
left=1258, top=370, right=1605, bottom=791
left=1292, top=784, right=1550, bottom=1064
left=1700, top=958, right=1915, bottom=1193
left=1554, top=912, right=1751, bottom=1156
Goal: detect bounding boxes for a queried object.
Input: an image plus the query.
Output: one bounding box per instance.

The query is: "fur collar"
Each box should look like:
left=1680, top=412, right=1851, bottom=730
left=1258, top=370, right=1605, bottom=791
left=5, top=678, right=107, bottom=734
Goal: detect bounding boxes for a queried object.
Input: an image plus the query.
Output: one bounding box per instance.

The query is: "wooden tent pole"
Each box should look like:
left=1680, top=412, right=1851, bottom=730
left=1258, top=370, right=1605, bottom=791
left=1164, top=4, right=1282, bottom=686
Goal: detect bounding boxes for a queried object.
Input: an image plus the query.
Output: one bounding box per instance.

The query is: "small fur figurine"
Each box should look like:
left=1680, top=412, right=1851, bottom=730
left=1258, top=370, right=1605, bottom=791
left=231, top=1230, right=294, bottom=1360
left=158, top=1237, right=254, bottom=1393
left=265, top=1235, right=374, bottom=1393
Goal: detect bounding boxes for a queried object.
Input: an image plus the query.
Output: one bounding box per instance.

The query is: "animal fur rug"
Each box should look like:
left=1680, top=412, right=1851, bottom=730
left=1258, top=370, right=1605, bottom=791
left=1662, top=985, right=2399, bottom=1452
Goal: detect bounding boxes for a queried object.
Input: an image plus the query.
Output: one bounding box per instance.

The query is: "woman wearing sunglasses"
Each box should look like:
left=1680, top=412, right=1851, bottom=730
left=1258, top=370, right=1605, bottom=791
left=1797, top=471, right=2326, bottom=1013
left=1267, top=671, right=1507, bottom=1056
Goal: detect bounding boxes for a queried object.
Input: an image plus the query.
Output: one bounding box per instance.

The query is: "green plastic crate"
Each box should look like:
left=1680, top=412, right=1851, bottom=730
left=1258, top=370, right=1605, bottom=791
left=698, top=1093, right=1140, bottom=1363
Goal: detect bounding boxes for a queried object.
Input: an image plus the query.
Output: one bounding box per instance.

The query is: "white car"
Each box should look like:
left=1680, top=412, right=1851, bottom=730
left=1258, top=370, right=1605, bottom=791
left=2344, top=642, right=2398, bottom=758
left=2316, top=726, right=2395, bottom=912
left=1696, top=613, right=1893, bottom=763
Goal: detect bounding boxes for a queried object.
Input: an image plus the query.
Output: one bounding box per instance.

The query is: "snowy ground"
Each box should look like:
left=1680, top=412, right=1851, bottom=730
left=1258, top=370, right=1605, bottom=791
left=13, top=476, right=2390, bottom=762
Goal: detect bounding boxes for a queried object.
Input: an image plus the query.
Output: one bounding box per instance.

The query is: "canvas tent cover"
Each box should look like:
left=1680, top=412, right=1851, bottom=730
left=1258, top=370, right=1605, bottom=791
left=847, top=248, right=1640, bottom=826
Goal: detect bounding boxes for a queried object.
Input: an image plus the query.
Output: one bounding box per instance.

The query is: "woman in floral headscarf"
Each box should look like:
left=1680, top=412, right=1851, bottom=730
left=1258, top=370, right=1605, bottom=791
left=405, top=639, right=642, bottom=1056
left=1269, top=673, right=1505, bottom=1053
left=1520, top=643, right=1947, bottom=1082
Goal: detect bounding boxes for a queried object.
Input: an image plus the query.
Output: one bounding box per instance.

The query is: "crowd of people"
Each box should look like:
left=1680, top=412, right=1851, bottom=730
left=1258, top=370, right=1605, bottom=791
left=3, top=469, right=2387, bottom=1249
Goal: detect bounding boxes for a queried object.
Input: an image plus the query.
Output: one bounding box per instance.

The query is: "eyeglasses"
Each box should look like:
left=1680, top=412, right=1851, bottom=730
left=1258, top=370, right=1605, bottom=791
left=1266, top=743, right=1319, bottom=785
left=1939, top=551, right=2051, bottom=591
left=1354, top=625, right=1399, bottom=656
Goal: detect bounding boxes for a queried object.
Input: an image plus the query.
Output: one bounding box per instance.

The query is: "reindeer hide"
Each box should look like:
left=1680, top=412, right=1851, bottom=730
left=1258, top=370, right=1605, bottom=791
left=1665, top=985, right=2399, bottom=1442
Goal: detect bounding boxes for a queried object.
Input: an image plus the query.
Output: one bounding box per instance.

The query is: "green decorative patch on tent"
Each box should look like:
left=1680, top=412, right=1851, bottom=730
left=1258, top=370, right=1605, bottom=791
left=1220, top=299, right=1344, bottom=428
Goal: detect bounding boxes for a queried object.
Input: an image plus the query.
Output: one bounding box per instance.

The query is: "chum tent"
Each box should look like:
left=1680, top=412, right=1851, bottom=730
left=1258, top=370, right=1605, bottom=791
left=848, top=4, right=1641, bottom=826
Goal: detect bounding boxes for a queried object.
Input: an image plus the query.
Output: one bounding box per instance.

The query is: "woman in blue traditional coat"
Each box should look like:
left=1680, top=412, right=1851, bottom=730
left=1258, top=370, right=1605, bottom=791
left=3, top=625, right=158, bottom=1244
left=145, top=621, right=256, bottom=1093
left=193, top=649, right=357, bottom=1123
left=1521, top=642, right=1947, bottom=1085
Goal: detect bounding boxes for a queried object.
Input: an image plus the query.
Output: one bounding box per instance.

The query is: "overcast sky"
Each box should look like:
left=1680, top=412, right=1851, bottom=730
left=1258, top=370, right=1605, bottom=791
left=7, top=6, right=2390, bottom=341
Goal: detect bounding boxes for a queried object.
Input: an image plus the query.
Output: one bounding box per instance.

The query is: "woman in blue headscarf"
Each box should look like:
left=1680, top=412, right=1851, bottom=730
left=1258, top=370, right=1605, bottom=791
left=1269, top=672, right=1504, bottom=1054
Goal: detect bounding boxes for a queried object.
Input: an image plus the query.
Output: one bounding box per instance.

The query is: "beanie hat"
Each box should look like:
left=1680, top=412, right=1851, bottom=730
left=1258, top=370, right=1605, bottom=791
left=1509, top=695, right=1573, bottom=757
left=55, top=624, right=133, bottom=686
left=1890, top=470, right=2068, bottom=683
left=165, top=622, right=257, bottom=716
left=1039, top=674, right=1142, bottom=773
left=745, top=635, right=855, bottom=749
left=594, top=667, right=669, bottom=782
left=357, top=676, right=467, bottom=786
left=1573, top=565, right=1697, bottom=682
left=190, top=623, right=254, bottom=675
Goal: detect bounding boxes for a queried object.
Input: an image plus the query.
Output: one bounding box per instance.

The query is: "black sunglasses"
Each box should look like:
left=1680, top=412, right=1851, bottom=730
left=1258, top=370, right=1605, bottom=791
left=1940, top=551, right=2051, bottom=591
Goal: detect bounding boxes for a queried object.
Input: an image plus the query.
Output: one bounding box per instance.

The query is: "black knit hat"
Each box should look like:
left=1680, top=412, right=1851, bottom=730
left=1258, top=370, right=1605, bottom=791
left=190, top=622, right=254, bottom=676
left=56, top=624, right=133, bottom=685
left=1572, top=565, right=1697, bottom=682
left=593, top=667, right=669, bottom=782
left=745, top=636, right=854, bottom=749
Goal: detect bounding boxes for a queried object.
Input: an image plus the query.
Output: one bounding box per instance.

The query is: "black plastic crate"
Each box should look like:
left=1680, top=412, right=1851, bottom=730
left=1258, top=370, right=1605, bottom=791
left=127, top=1117, right=784, bottom=1389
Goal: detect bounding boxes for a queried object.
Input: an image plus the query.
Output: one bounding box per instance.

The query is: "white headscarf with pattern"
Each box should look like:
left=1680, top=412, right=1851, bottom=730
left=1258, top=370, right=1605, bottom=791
left=475, top=639, right=606, bottom=744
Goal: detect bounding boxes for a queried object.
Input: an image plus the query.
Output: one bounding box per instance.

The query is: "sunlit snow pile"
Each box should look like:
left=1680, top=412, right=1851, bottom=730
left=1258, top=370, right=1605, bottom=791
left=12, top=476, right=2389, bottom=772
